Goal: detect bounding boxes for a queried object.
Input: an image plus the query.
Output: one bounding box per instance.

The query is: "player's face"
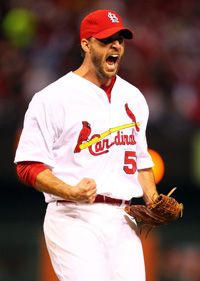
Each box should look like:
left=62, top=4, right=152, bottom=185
left=88, top=33, right=125, bottom=80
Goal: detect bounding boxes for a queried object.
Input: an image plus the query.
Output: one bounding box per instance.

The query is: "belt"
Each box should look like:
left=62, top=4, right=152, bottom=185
left=57, top=195, right=129, bottom=205
left=95, top=195, right=129, bottom=205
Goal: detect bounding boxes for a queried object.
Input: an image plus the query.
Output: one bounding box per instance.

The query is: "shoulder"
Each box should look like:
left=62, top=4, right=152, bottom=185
left=38, top=71, right=74, bottom=95
left=116, top=75, right=147, bottom=104
left=30, top=72, right=75, bottom=104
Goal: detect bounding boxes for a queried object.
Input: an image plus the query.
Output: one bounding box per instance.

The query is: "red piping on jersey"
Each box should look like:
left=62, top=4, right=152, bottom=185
left=16, top=161, right=48, bottom=187
left=101, top=76, right=116, bottom=102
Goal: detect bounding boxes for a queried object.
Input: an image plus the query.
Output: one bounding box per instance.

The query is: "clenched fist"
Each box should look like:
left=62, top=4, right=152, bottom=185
left=70, top=178, right=97, bottom=203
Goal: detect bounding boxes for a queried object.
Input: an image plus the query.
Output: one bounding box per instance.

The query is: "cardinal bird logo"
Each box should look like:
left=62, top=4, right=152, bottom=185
left=74, top=121, right=91, bottom=153
left=125, top=103, right=140, bottom=132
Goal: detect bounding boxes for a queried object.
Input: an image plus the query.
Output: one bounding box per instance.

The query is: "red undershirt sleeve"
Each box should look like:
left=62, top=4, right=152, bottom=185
left=16, top=161, right=48, bottom=187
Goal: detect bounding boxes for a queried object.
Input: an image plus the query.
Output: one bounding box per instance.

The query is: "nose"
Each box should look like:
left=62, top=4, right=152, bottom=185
left=111, top=39, right=122, bottom=50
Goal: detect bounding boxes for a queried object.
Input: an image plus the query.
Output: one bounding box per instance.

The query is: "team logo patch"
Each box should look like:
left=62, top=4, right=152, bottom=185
left=74, top=103, right=140, bottom=156
left=108, top=12, right=119, bottom=23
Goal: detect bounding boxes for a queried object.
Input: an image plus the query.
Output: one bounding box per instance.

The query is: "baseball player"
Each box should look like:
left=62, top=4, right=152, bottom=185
left=14, top=9, right=159, bottom=281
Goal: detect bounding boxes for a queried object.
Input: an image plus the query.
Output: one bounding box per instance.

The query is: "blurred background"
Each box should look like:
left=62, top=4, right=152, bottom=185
left=0, top=0, right=200, bottom=280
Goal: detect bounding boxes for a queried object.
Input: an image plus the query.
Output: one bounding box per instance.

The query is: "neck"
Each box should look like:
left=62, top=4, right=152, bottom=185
left=74, top=64, right=113, bottom=88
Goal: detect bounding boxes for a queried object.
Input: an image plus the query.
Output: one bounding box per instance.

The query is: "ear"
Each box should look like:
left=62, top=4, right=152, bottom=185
left=81, top=38, right=90, bottom=53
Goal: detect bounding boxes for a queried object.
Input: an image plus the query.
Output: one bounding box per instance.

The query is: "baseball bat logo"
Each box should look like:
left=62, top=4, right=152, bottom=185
left=74, top=103, right=140, bottom=155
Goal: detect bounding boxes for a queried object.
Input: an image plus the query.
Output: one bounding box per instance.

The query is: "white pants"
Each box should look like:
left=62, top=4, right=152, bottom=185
left=43, top=201, right=146, bottom=281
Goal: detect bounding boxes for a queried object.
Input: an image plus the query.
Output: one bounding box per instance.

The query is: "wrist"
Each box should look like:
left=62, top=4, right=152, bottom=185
left=144, top=191, right=159, bottom=205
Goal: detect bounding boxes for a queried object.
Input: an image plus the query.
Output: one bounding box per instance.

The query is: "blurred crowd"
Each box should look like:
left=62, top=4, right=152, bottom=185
left=159, top=243, right=200, bottom=281
left=0, top=0, right=200, bottom=136
left=0, top=2, right=200, bottom=281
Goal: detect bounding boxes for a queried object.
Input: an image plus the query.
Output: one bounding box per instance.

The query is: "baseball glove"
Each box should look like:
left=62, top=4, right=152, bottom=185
left=124, top=188, right=183, bottom=230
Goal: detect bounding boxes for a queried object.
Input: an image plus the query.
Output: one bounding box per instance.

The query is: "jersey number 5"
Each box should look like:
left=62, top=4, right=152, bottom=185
left=123, top=151, right=137, bottom=174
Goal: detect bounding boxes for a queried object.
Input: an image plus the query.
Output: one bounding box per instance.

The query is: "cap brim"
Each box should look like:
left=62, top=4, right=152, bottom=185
left=93, top=27, right=133, bottom=40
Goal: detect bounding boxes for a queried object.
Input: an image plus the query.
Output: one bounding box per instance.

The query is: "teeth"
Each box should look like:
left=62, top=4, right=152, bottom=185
left=106, top=54, right=119, bottom=65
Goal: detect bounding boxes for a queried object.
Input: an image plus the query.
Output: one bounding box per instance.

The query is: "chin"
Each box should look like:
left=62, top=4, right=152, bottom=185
left=97, top=66, right=118, bottom=80
left=104, top=68, right=118, bottom=77
left=107, top=71, right=118, bottom=78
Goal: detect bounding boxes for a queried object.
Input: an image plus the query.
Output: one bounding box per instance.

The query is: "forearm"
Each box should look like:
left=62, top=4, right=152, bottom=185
left=34, top=169, right=75, bottom=200
left=138, top=168, right=158, bottom=204
left=35, top=169, right=97, bottom=203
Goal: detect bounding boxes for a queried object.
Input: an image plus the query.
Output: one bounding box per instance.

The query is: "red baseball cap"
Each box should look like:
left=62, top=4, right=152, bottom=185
left=80, top=10, right=133, bottom=40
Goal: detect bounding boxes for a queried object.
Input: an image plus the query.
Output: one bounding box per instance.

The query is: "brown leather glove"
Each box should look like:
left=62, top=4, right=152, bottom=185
left=124, top=188, right=183, bottom=228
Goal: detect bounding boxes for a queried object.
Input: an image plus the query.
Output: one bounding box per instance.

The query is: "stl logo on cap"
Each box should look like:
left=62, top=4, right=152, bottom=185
left=80, top=9, right=133, bottom=40
left=108, top=12, right=119, bottom=23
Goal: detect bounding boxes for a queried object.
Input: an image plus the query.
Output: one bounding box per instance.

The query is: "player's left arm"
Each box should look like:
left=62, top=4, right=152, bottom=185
left=133, top=93, right=159, bottom=204
left=138, top=168, right=159, bottom=205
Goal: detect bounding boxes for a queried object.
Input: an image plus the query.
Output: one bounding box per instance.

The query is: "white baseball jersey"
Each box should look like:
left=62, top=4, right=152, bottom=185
left=14, top=71, right=154, bottom=202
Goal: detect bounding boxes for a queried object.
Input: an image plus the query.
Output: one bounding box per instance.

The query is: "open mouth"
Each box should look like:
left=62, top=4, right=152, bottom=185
left=106, top=55, right=119, bottom=65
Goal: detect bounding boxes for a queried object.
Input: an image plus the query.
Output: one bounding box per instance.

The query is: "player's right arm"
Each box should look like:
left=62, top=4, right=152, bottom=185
left=35, top=168, right=97, bottom=203
left=16, top=162, right=97, bottom=204
left=14, top=92, right=97, bottom=204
